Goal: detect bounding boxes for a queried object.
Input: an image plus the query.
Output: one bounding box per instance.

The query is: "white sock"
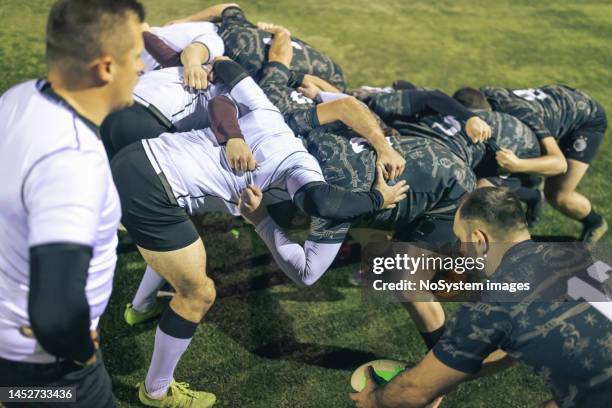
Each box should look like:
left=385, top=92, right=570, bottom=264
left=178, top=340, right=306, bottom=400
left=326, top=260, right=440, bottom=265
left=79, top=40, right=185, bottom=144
left=144, top=326, right=193, bottom=398
left=132, top=265, right=165, bottom=312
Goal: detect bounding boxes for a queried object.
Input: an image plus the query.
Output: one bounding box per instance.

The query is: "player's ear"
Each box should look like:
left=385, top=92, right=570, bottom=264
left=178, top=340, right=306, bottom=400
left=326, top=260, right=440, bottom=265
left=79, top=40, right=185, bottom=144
left=472, top=229, right=489, bottom=256
left=90, top=55, right=114, bottom=86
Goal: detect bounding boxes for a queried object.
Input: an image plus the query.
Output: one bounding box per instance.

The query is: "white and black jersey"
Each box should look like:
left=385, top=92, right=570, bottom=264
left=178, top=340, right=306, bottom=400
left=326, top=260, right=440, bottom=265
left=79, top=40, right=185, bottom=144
left=143, top=76, right=325, bottom=216
left=142, top=22, right=224, bottom=73
left=0, top=80, right=121, bottom=363
left=133, top=67, right=229, bottom=132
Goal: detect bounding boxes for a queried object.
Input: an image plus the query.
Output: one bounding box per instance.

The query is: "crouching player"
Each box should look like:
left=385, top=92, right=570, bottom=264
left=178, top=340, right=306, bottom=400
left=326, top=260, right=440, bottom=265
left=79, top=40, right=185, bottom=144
left=111, top=58, right=407, bottom=407
left=350, top=188, right=612, bottom=408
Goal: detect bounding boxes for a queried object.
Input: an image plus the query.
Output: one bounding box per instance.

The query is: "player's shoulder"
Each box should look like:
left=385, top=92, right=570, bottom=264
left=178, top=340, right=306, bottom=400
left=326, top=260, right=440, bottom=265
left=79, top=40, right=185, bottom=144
left=0, top=80, right=105, bottom=166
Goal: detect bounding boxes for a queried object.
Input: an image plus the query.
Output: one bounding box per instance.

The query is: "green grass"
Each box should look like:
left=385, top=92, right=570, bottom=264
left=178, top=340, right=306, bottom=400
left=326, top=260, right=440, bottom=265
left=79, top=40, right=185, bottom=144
left=1, top=0, right=611, bottom=407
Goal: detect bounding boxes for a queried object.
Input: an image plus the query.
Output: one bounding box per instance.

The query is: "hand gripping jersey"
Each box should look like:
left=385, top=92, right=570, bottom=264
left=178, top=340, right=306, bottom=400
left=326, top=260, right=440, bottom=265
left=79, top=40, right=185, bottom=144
left=142, top=75, right=325, bottom=216
left=0, top=81, right=120, bottom=363
left=141, top=22, right=225, bottom=73
left=133, top=67, right=230, bottom=131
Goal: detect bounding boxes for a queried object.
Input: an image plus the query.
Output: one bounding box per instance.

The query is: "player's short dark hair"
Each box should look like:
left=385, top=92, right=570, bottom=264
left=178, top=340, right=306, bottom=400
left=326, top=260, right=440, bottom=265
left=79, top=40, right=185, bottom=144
left=458, top=187, right=527, bottom=236
left=46, top=0, right=145, bottom=67
left=452, top=87, right=491, bottom=110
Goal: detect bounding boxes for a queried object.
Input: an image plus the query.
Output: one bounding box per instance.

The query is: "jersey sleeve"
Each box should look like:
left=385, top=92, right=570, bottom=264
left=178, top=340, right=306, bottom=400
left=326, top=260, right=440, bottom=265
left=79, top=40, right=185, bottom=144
left=432, top=302, right=512, bottom=374
left=255, top=216, right=343, bottom=286
left=506, top=104, right=552, bottom=141
left=23, top=148, right=108, bottom=248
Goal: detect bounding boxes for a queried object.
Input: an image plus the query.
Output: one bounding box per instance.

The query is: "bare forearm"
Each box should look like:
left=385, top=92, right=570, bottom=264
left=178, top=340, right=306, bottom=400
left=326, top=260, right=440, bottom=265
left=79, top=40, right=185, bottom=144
left=176, top=3, right=239, bottom=22
left=515, top=154, right=567, bottom=176
left=317, top=97, right=389, bottom=153
left=304, top=74, right=340, bottom=93
left=180, top=42, right=210, bottom=67
left=268, top=31, right=293, bottom=67
left=374, top=370, right=434, bottom=408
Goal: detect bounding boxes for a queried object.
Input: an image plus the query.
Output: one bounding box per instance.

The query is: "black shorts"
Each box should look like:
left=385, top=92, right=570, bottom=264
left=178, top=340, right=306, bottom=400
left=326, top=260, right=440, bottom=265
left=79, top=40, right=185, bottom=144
left=0, top=350, right=114, bottom=408
left=395, top=212, right=457, bottom=248
left=111, top=142, right=199, bottom=252
left=101, top=102, right=173, bottom=160
left=559, top=101, right=607, bottom=164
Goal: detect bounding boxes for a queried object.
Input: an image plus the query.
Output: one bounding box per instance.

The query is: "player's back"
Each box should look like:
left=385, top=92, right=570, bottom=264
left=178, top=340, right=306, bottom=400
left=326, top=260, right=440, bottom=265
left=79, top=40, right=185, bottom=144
left=482, top=85, right=600, bottom=141
left=0, top=80, right=120, bottom=363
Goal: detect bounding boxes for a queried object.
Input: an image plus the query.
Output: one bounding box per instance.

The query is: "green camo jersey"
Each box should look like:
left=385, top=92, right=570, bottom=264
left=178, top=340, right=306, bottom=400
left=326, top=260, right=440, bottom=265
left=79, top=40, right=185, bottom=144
left=217, top=7, right=346, bottom=90
left=481, top=85, right=601, bottom=142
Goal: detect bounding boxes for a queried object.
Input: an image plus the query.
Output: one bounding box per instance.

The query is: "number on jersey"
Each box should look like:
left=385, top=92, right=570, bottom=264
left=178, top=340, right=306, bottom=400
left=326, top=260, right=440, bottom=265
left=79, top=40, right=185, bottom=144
left=512, top=88, right=549, bottom=102
left=432, top=116, right=462, bottom=136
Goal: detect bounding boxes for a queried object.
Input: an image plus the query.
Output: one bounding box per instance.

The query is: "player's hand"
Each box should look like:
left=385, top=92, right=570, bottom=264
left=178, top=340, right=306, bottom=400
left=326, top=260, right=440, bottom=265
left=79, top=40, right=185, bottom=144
left=183, top=64, right=209, bottom=90
left=465, top=116, right=491, bottom=143
left=239, top=185, right=267, bottom=225
left=19, top=327, right=99, bottom=367
left=297, top=82, right=322, bottom=100
left=256, top=22, right=291, bottom=36
left=226, top=139, right=257, bottom=172
left=374, top=165, right=409, bottom=209
left=349, top=366, right=380, bottom=407
left=496, top=148, right=523, bottom=172
left=376, top=146, right=406, bottom=180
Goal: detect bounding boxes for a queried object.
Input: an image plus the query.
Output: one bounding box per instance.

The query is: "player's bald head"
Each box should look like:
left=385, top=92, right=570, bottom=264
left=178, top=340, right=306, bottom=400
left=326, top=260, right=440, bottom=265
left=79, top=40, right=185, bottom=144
left=453, top=87, right=492, bottom=111
left=46, top=0, right=145, bottom=72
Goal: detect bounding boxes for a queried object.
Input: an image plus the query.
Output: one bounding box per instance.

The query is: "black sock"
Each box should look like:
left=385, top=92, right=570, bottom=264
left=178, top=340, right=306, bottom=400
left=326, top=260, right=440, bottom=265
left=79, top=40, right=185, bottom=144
left=419, top=325, right=445, bottom=350
left=581, top=209, right=603, bottom=229
left=158, top=306, right=198, bottom=339
left=515, top=187, right=541, bottom=207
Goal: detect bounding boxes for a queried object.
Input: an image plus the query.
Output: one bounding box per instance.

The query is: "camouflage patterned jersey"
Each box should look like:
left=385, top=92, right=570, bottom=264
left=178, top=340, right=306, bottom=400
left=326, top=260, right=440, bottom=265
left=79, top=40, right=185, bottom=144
left=434, top=240, right=612, bottom=408
left=217, top=7, right=346, bottom=90
left=305, top=128, right=476, bottom=243
left=481, top=85, right=607, bottom=163
left=366, top=91, right=542, bottom=173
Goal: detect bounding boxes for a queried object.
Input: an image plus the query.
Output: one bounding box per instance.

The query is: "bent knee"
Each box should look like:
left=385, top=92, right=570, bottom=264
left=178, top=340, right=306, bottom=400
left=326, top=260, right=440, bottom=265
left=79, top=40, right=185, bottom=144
left=544, top=186, right=572, bottom=207
left=176, top=275, right=216, bottom=305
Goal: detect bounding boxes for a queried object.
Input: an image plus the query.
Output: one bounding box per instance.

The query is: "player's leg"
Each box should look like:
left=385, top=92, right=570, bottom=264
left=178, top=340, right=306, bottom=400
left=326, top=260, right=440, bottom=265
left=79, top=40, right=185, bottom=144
left=111, top=143, right=216, bottom=406
left=544, top=159, right=606, bottom=242
left=544, top=111, right=607, bottom=242
left=137, top=240, right=216, bottom=402
left=124, top=264, right=166, bottom=326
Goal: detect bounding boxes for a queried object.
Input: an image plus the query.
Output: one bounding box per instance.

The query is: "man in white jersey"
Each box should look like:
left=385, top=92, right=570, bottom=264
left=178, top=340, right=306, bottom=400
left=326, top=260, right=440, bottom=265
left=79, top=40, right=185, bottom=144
left=0, top=0, right=144, bottom=406
left=102, top=20, right=257, bottom=171
left=110, top=58, right=407, bottom=407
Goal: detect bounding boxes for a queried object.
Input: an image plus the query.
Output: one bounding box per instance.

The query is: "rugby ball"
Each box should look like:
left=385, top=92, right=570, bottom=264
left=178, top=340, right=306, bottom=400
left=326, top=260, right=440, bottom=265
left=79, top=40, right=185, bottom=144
left=350, top=359, right=407, bottom=392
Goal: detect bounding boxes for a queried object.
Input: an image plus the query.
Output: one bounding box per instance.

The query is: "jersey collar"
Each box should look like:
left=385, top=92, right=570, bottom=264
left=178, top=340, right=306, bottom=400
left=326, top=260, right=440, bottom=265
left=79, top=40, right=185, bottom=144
left=38, top=80, right=100, bottom=136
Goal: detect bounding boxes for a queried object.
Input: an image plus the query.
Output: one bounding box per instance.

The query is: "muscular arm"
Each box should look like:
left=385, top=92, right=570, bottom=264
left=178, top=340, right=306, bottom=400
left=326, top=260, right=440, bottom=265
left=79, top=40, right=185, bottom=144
left=316, top=96, right=391, bottom=154
left=29, top=244, right=95, bottom=363
left=510, top=137, right=568, bottom=176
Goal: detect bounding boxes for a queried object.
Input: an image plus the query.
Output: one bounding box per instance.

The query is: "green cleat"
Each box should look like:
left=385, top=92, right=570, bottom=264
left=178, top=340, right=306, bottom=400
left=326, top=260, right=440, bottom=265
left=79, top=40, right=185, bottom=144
left=138, top=381, right=216, bottom=408
left=124, top=301, right=165, bottom=326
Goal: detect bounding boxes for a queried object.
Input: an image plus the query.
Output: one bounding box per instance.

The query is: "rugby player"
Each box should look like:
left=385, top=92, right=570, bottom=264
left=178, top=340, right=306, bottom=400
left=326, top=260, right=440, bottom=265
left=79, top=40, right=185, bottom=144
left=101, top=18, right=257, bottom=171
left=0, top=0, right=144, bottom=405
left=350, top=188, right=612, bottom=408
left=111, top=58, right=407, bottom=407
left=167, top=4, right=347, bottom=90
left=454, top=85, right=608, bottom=243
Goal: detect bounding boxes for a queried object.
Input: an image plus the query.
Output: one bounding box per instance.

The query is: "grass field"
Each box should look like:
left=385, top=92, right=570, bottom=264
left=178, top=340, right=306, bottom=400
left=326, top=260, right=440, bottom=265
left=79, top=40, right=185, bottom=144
left=1, top=0, right=611, bottom=407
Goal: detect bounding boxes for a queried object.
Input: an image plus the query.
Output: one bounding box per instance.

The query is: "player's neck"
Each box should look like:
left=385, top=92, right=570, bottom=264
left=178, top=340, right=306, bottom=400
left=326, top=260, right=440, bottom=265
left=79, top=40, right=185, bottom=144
left=47, top=74, right=111, bottom=127
left=484, top=231, right=532, bottom=275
